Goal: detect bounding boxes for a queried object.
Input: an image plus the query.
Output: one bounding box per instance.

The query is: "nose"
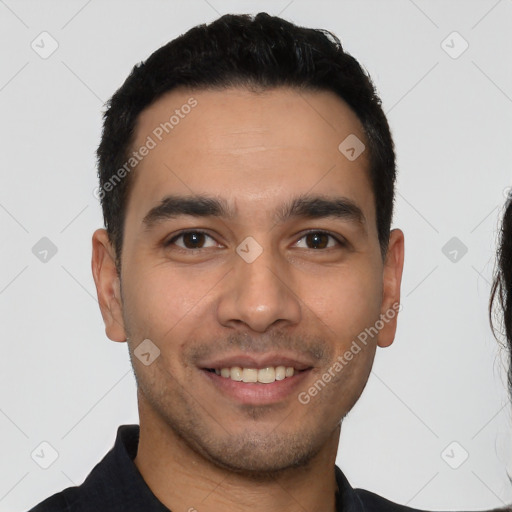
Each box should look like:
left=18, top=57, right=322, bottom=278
left=216, top=244, right=302, bottom=333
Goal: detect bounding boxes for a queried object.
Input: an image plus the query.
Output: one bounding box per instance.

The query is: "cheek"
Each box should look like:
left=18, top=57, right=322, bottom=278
left=121, top=264, right=220, bottom=344
left=300, top=263, right=383, bottom=343
left=122, top=268, right=182, bottom=334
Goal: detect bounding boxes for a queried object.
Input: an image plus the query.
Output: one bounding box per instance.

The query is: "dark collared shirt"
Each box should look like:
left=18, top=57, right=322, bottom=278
left=27, top=424, right=438, bottom=511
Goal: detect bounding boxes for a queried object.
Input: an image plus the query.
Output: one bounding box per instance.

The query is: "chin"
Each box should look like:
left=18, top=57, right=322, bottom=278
left=190, top=430, right=324, bottom=477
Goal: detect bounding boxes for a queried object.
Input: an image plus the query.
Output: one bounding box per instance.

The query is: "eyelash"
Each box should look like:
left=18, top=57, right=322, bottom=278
left=164, top=230, right=347, bottom=251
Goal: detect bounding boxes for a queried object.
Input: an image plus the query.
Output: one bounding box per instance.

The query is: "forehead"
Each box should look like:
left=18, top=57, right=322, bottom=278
left=125, top=86, right=374, bottom=229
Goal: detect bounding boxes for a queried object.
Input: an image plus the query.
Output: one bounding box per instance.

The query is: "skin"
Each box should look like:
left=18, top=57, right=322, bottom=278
left=92, top=87, right=404, bottom=512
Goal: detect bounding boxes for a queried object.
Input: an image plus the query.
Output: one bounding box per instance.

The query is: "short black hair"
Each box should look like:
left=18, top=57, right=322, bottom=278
left=96, top=12, right=396, bottom=269
left=490, top=198, right=512, bottom=397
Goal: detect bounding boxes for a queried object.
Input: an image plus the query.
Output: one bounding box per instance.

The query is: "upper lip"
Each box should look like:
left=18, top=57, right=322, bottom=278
left=198, top=352, right=314, bottom=371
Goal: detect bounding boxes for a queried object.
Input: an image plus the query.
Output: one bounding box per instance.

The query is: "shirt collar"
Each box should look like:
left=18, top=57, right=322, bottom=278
left=77, top=424, right=171, bottom=511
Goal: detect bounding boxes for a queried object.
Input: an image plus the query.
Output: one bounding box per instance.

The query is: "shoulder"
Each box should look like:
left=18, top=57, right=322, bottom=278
left=335, top=465, right=433, bottom=512
left=355, top=488, right=511, bottom=512
left=26, top=486, right=80, bottom=512
left=355, top=488, right=439, bottom=511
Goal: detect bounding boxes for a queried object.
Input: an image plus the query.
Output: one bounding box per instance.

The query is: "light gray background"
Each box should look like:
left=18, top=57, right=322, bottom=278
left=1, top=0, right=512, bottom=510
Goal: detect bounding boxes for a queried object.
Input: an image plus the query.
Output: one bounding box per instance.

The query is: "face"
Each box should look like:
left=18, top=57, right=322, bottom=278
left=92, top=87, right=404, bottom=474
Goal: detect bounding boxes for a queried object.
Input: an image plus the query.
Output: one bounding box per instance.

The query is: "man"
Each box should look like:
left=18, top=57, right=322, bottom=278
left=29, top=11, right=444, bottom=511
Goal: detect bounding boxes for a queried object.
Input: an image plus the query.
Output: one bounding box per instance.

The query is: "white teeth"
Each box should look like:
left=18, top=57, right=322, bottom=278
left=257, top=367, right=275, bottom=383
left=213, top=365, right=297, bottom=383
left=242, top=368, right=258, bottom=383
left=275, top=366, right=286, bottom=380
left=230, top=366, right=243, bottom=381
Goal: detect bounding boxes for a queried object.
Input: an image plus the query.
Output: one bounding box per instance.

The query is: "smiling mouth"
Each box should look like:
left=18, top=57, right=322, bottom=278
left=204, top=366, right=308, bottom=384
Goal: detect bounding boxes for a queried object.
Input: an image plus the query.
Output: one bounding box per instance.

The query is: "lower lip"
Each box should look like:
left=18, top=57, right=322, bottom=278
left=201, top=369, right=312, bottom=405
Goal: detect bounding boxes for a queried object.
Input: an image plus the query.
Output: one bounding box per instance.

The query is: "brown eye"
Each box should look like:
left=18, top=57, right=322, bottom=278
left=295, top=231, right=344, bottom=250
left=183, top=232, right=205, bottom=248
left=166, top=231, right=216, bottom=250
left=306, top=232, right=328, bottom=249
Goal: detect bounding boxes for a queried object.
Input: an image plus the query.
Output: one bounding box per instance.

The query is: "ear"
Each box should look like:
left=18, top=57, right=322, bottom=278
left=91, top=229, right=127, bottom=342
left=377, top=228, right=405, bottom=348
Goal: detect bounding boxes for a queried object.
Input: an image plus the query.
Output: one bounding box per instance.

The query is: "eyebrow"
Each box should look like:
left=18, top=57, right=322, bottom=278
left=142, top=193, right=366, bottom=230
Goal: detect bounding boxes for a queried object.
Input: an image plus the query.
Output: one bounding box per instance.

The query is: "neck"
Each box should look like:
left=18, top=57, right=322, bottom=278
left=133, top=395, right=341, bottom=512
